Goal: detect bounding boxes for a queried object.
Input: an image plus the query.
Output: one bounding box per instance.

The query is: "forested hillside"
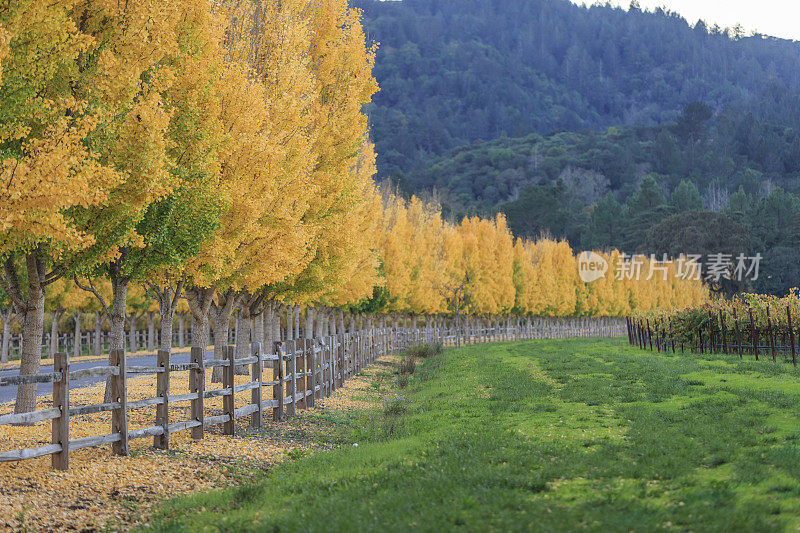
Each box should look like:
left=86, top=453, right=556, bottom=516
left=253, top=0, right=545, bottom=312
left=405, top=107, right=800, bottom=295
left=354, top=0, right=800, bottom=296
left=354, top=0, right=800, bottom=178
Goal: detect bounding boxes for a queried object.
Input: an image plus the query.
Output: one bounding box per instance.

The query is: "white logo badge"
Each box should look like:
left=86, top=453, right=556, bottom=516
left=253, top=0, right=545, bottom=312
left=577, top=251, right=608, bottom=283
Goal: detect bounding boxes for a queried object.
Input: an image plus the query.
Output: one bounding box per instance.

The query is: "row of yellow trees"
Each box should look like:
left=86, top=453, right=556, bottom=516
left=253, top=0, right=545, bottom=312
left=0, top=0, right=382, bottom=410
left=0, top=0, right=707, bottom=412
left=380, top=195, right=708, bottom=317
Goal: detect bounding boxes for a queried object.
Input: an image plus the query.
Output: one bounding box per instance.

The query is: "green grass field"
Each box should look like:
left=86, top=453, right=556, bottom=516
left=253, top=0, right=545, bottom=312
left=146, top=339, right=800, bottom=532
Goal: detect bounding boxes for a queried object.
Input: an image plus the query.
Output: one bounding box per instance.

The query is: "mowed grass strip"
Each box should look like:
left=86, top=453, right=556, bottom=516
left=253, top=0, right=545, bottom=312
left=145, top=339, right=800, bottom=532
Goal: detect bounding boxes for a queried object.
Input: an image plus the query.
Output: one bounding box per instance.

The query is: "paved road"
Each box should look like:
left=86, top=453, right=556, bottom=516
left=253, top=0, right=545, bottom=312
left=0, top=351, right=215, bottom=403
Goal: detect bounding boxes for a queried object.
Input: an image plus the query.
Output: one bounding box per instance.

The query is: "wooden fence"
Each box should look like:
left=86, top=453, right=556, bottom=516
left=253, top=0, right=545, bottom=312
left=626, top=309, right=799, bottom=367
left=0, top=316, right=625, bottom=471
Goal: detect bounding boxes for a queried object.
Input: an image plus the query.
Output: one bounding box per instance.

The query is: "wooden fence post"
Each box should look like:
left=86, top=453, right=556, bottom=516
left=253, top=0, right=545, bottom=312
left=335, top=335, right=341, bottom=387
left=287, top=340, right=297, bottom=416
left=273, top=342, right=285, bottom=421
left=154, top=349, right=170, bottom=449
left=718, top=310, right=728, bottom=355
left=223, top=345, right=235, bottom=435
left=306, top=338, right=316, bottom=409
left=110, top=349, right=128, bottom=455
left=320, top=336, right=333, bottom=398
left=190, top=346, right=205, bottom=440
left=251, top=342, right=262, bottom=428
left=329, top=336, right=335, bottom=394
left=52, top=352, right=69, bottom=470
left=296, top=339, right=306, bottom=410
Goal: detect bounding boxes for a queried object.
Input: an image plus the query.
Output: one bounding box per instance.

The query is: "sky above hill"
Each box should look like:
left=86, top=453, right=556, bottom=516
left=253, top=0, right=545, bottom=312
left=574, top=1, right=800, bottom=41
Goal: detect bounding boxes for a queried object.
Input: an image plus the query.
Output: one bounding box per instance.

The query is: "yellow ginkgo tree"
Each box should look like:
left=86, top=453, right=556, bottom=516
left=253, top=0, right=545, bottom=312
left=0, top=1, right=119, bottom=413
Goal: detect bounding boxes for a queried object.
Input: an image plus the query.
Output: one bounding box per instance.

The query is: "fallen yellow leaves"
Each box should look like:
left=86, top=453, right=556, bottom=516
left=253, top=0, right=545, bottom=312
left=0, top=357, right=394, bottom=531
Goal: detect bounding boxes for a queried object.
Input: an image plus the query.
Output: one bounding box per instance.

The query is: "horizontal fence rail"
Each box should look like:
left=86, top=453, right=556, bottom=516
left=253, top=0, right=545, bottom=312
left=1, top=316, right=625, bottom=470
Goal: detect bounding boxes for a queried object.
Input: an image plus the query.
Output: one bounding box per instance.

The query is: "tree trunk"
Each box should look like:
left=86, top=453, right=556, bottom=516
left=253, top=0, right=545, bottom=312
left=273, top=304, right=282, bottom=346
left=191, top=312, right=208, bottom=350
left=285, top=305, right=292, bottom=341
left=160, top=311, right=173, bottom=352
left=10, top=250, right=50, bottom=415
left=305, top=306, right=314, bottom=340
left=49, top=310, right=61, bottom=357
left=146, top=311, right=156, bottom=353
left=186, top=286, right=215, bottom=358
left=317, top=307, right=326, bottom=338
left=234, top=301, right=251, bottom=375
left=263, top=303, right=274, bottom=355
left=1, top=310, right=13, bottom=364
left=106, top=275, right=129, bottom=402
left=253, top=308, right=264, bottom=348
left=17, top=292, right=44, bottom=414
left=211, top=290, right=238, bottom=383
left=94, top=311, right=102, bottom=357
left=72, top=312, right=81, bottom=358
left=178, top=313, right=185, bottom=349
left=294, top=305, right=300, bottom=339
left=128, top=314, right=137, bottom=353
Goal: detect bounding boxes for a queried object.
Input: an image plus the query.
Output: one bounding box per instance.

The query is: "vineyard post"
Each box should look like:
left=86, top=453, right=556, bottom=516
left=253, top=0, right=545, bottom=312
left=641, top=321, right=646, bottom=349
left=154, top=349, right=170, bottom=449
left=654, top=319, right=660, bottom=351
left=788, top=306, right=797, bottom=368
left=626, top=317, right=632, bottom=345
left=749, top=308, right=758, bottom=361
left=733, top=308, right=743, bottom=359
left=646, top=319, right=653, bottom=351
left=766, top=305, right=776, bottom=362
left=698, top=327, right=703, bottom=354
left=668, top=317, right=675, bottom=353
left=707, top=310, right=716, bottom=354
left=718, top=310, right=728, bottom=355
left=190, top=346, right=205, bottom=439
left=52, top=352, right=69, bottom=470
left=654, top=319, right=661, bottom=352
left=110, top=349, right=128, bottom=455
left=653, top=318, right=664, bottom=352
left=636, top=320, right=642, bottom=348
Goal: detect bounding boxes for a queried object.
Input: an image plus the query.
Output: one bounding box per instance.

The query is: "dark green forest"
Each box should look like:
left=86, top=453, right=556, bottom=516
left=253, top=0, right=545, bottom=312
left=355, top=0, right=800, bottom=295
left=354, top=0, right=800, bottom=177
